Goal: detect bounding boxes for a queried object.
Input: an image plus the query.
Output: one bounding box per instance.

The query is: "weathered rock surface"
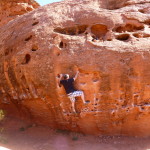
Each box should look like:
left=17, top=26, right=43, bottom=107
left=1, top=0, right=150, bottom=136
left=0, top=0, right=39, bottom=28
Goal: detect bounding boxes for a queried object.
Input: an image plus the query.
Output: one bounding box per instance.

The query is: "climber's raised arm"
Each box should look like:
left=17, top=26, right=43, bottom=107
left=73, top=71, right=79, bottom=81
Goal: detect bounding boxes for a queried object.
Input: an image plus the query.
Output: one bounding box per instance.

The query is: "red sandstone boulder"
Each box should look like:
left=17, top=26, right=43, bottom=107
left=1, top=0, right=150, bottom=136
left=0, top=0, right=39, bottom=28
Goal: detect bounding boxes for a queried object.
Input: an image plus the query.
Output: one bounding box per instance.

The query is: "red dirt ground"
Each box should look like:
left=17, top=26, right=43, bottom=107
left=0, top=116, right=150, bottom=150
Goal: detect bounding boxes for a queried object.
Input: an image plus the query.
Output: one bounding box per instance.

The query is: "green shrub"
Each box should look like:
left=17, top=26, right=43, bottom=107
left=0, top=137, right=8, bottom=144
left=56, top=129, right=70, bottom=135
left=19, top=127, right=25, bottom=131
left=0, top=109, right=5, bottom=121
left=72, top=136, right=78, bottom=141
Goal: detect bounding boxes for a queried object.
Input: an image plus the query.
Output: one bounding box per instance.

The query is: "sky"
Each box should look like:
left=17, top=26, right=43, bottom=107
left=36, top=0, right=62, bottom=6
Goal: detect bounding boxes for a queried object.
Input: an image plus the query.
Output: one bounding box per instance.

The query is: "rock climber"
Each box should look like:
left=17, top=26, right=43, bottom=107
left=57, top=71, right=86, bottom=113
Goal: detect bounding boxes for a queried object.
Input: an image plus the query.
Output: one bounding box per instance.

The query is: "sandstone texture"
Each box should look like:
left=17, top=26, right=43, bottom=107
left=1, top=0, right=150, bottom=136
left=0, top=0, right=39, bottom=28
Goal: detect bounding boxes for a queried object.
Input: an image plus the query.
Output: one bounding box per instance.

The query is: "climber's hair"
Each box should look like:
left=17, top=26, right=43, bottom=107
left=64, top=74, right=69, bottom=80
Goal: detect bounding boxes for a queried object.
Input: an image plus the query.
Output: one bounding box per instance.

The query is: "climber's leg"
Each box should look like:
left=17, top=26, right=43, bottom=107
left=80, top=91, right=86, bottom=103
left=68, top=93, right=76, bottom=113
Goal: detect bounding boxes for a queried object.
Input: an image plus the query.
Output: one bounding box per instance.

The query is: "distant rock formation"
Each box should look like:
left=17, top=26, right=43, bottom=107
left=0, top=0, right=39, bottom=28
left=1, top=0, right=150, bottom=136
left=64, top=0, right=150, bottom=9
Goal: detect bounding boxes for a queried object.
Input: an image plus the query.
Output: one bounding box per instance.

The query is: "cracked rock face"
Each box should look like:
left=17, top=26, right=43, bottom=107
left=1, top=0, right=150, bottom=136
left=0, top=0, right=39, bottom=28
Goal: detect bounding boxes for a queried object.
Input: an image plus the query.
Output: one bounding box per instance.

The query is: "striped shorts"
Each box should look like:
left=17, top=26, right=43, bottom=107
left=67, top=91, right=83, bottom=102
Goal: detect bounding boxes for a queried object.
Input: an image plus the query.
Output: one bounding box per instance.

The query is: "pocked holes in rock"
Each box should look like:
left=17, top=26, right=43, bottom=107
left=116, top=34, right=130, bottom=41
left=141, top=107, right=145, bottom=110
left=53, top=48, right=61, bottom=56
left=59, top=41, right=67, bottom=48
left=32, top=21, right=39, bottom=26
left=85, top=100, right=90, bottom=103
left=56, top=51, right=61, bottom=56
left=59, top=41, right=63, bottom=48
left=92, top=36, right=99, bottom=42
left=107, top=39, right=112, bottom=41
left=78, top=25, right=88, bottom=34
left=25, top=35, right=32, bottom=41
left=93, top=78, right=99, bottom=82
left=138, top=9, right=145, bottom=13
left=54, top=27, right=75, bottom=35
left=24, top=54, right=31, bottom=64
left=54, top=25, right=88, bottom=35
left=31, top=45, right=38, bottom=51
left=133, top=33, right=141, bottom=38
left=91, top=24, right=108, bottom=39
left=5, top=48, right=13, bottom=56
left=144, top=19, right=150, bottom=25
left=133, top=33, right=150, bottom=38
left=114, top=24, right=144, bottom=33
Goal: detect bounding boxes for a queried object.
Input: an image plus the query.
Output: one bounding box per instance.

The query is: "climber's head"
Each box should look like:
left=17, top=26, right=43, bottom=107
left=64, top=74, right=69, bottom=80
